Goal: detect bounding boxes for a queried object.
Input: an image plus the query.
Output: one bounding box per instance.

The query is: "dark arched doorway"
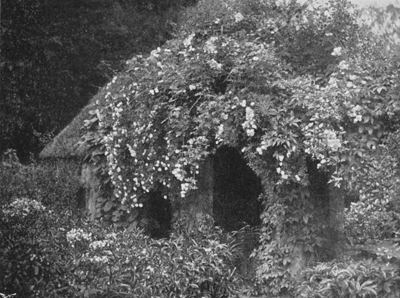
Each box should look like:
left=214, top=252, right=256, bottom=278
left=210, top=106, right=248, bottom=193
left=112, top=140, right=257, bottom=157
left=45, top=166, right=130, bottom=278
left=213, top=146, right=262, bottom=231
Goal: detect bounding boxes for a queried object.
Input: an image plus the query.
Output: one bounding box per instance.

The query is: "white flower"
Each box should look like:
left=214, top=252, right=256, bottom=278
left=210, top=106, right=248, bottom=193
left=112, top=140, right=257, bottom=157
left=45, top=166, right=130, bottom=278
left=240, top=100, right=246, bottom=107
left=354, top=115, right=362, bottom=123
left=246, top=129, right=255, bottom=137
left=127, top=144, right=136, bottom=157
left=172, top=167, right=185, bottom=181
left=205, top=37, right=218, bottom=54
left=328, top=77, right=338, bottom=87
left=3, top=198, right=46, bottom=218
left=67, top=228, right=92, bottom=244
left=338, top=60, right=349, bottom=70
left=183, top=33, right=195, bottom=47
left=245, top=107, right=254, bottom=120
left=89, top=256, right=109, bottom=264
left=216, top=124, right=224, bottom=143
left=90, top=240, right=111, bottom=250
left=208, top=59, right=222, bottom=70
left=234, top=12, right=244, bottom=23
left=331, top=47, right=342, bottom=56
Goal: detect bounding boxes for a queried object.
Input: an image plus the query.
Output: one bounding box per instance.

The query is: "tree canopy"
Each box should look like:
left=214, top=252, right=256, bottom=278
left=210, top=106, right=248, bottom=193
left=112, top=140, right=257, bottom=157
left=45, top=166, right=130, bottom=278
left=0, top=0, right=191, bottom=161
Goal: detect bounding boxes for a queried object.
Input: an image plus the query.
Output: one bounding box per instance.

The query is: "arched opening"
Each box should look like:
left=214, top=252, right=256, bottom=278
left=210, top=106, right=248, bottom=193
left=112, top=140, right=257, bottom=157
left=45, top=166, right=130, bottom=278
left=213, top=146, right=262, bottom=231
left=144, top=190, right=173, bottom=238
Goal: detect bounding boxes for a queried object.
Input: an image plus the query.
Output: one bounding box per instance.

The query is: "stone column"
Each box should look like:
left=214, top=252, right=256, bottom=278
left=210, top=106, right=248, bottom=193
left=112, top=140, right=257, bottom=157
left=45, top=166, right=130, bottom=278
left=81, top=163, right=101, bottom=221
left=178, top=156, right=214, bottom=231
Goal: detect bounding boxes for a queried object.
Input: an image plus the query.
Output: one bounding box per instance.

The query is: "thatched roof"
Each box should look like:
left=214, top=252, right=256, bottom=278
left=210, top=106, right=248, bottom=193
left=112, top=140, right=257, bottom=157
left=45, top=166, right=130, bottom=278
left=39, top=88, right=105, bottom=159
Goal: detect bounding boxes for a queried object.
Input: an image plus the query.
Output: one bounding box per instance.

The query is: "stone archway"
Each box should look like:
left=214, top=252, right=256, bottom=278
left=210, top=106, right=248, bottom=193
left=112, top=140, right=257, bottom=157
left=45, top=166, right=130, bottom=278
left=170, top=146, right=262, bottom=233
left=144, top=190, right=173, bottom=238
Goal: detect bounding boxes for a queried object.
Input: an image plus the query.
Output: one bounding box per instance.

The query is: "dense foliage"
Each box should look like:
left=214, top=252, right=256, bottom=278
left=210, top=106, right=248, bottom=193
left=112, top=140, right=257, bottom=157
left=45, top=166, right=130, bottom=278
left=0, top=196, right=241, bottom=298
left=79, top=0, right=400, bottom=294
left=2, top=0, right=400, bottom=297
left=0, top=0, right=192, bottom=161
left=297, top=260, right=400, bottom=298
left=0, top=149, right=82, bottom=211
left=66, top=215, right=241, bottom=298
left=0, top=198, right=77, bottom=298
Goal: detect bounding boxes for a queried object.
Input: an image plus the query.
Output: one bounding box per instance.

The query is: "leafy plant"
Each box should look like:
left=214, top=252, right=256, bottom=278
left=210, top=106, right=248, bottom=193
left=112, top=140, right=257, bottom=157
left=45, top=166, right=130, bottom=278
left=297, top=260, right=400, bottom=298
left=0, top=197, right=78, bottom=298
left=1, top=0, right=189, bottom=160
left=65, top=215, right=242, bottom=298
left=344, top=141, right=400, bottom=244
left=0, top=150, right=82, bottom=215
left=345, top=201, right=400, bottom=244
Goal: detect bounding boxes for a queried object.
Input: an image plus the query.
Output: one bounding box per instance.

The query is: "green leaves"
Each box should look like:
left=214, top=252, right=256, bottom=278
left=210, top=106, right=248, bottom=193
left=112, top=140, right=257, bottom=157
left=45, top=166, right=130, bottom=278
left=74, top=1, right=400, bottom=295
left=63, top=221, right=242, bottom=297
left=298, top=260, right=400, bottom=298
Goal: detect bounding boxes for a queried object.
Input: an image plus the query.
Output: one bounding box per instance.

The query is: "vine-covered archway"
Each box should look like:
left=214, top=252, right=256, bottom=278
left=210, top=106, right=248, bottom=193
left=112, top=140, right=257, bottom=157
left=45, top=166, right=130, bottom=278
left=213, top=146, right=261, bottom=231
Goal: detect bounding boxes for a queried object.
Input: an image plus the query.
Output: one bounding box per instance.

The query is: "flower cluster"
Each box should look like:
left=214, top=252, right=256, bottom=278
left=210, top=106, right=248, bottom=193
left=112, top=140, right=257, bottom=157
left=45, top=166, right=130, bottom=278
left=303, top=121, right=344, bottom=168
left=0, top=293, right=16, bottom=298
left=87, top=255, right=109, bottom=264
left=80, top=0, right=400, bottom=241
left=2, top=198, right=46, bottom=218
left=331, top=46, right=342, bottom=56
left=241, top=101, right=256, bottom=137
left=89, top=239, right=112, bottom=250
left=348, top=104, right=363, bottom=123
left=66, top=228, right=92, bottom=245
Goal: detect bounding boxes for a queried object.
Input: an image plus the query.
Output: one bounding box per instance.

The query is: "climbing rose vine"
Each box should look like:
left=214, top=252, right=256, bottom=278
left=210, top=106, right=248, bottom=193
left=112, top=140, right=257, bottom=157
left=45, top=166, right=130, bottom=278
left=81, top=0, right=400, bottom=293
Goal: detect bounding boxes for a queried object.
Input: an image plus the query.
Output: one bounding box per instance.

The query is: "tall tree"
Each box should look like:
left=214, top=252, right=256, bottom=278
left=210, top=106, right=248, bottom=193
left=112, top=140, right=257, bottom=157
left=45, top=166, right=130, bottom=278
left=0, top=0, right=187, bottom=161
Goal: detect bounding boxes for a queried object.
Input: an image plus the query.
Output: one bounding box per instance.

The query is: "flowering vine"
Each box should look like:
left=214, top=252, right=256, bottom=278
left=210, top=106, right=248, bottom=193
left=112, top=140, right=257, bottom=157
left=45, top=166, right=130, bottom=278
left=80, top=0, right=400, bottom=294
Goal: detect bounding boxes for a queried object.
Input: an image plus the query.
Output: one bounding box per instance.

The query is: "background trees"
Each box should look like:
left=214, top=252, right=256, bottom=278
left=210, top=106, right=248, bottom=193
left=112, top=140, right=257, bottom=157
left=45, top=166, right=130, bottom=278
left=0, top=0, right=191, bottom=161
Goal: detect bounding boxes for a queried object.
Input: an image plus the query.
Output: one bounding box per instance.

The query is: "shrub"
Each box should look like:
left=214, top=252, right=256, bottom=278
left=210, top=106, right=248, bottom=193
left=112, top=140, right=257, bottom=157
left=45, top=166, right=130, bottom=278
left=345, top=201, right=400, bottom=244
left=297, top=260, right=400, bottom=298
left=0, top=294, right=16, bottom=298
left=344, top=140, right=400, bottom=244
left=0, top=197, right=78, bottom=298
left=65, top=217, right=242, bottom=298
left=0, top=150, right=82, bottom=214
